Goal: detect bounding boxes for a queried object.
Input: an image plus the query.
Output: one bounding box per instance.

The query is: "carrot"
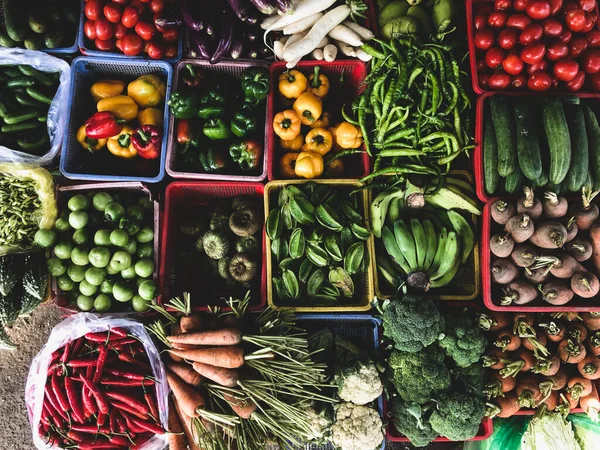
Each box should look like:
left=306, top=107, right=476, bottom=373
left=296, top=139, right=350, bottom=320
left=166, top=370, right=205, bottom=418
left=510, top=244, right=537, bottom=267
left=543, top=192, right=568, bottom=218
left=477, top=312, right=511, bottom=332
left=565, top=238, right=593, bottom=262
left=505, top=214, right=535, bottom=243
left=173, top=398, right=202, bottom=450
left=568, top=322, right=589, bottom=342
left=589, top=331, right=600, bottom=356
left=532, top=355, right=561, bottom=376
left=589, top=221, right=600, bottom=273
left=541, top=280, right=574, bottom=306
left=167, top=328, right=242, bottom=346
left=500, top=348, right=536, bottom=377
left=556, top=312, right=583, bottom=322
left=538, top=390, right=559, bottom=411
left=494, top=392, right=521, bottom=418
left=523, top=331, right=550, bottom=358
left=167, top=396, right=188, bottom=450
left=563, top=390, right=581, bottom=410
left=582, top=313, right=600, bottom=331
left=223, top=393, right=258, bottom=419
left=180, top=314, right=202, bottom=334
left=170, top=322, right=184, bottom=363
left=192, top=362, right=239, bottom=387
left=491, top=200, right=516, bottom=225
left=516, top=375, right=543, bottom=408
left=483, top=349, right=507, bottom=370
left=540, top=321, right=567, bottom=342
left=485, top=372, right=517, bottom=399
left=579, top=383, right=600, bottom=421
left=501, top=281, right=538, bottom=306
left=578, top=356, right=600, bottom=380
left=558, top=339, right=587, bottom=363
left=490, top=234, right=515, bottom=258
left=529, top=221, right=568, bottom=249
left=513, top=313, right=536, bottom=336
left=517, top=187, right=543, bottom=219
left=571, top=272, right=600, bottom=298
left=167, top=361, right=203, bottom=387
left=494, top=330, right=521, bottom=352
left=547, top=368, right=569, bottom=391
left=573, top=187, right=599, bottom=230
left=491, top=258, right=519, bottom=284
left=168, top=346, right=245, bottom=369
left=493, top=370, right=517, bottom=392
left=567, top=376, right=593, bottom=400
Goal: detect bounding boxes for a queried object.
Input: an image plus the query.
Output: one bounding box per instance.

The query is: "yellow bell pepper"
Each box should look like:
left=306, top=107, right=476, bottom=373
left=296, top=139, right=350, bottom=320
left=335, top=122, right=363, bottom=149
left=329, top=126, right=343, bottom=152
left=76, top=125, right=107, bottom=152
left=278, top=70, right=307, bottom=99
left=138, top=108, right=163, bottom=128
left=90, top=80, right=125, bottom=102
left=305, top=128, right=333, bottom=155
left=293, top=92, right=322, bottom=126
left=107, top=126, right=137, bottom=159
left=280, top=152, right=299, bottom=178
left=280, top=135, right=304, bottom=151
left=309, top=112, right=330, bottom=129
left=295, top=151, right=324, bottom=179
left=127, top=74, right=166, bottom=108
left=306, top=66, right=330, bottom=98
left=97, top=95, right=138, bottom=121
left=273, top=110, right=302, bottom=141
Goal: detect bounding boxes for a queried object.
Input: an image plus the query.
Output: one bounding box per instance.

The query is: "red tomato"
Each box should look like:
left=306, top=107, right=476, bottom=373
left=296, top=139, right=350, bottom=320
left=507, top=13, right=532, bottom=29
left=146, top=41, right=165, bottom=59
left=114, top=22, right=127, bottom=40
left=570, top=36, right=589, bottom=57
left=587, top=30, right=600, bottom=47
left=580, top=0, right=597, bottom=11
left=514, top=0, right=529, bottom=10
left=526, top=0, right=552, bottom=19
left=542, top=18, right=563, bottom=36
left=565, top=70, right=586, bottom=90
left=489, top=72, right=512, bottom=89
left=590, top=71, right=600, bottom=89
left=165, top=43, right=178, bottom=59
left=121, top=6, right=141, bottom=29
left=112, top=0, right=129, bottom=4
left=474, top=29, right=496, bottom=50
left=84, top=20, right=97, bottom=40
left=495, top=0, right=512, bottom=9
left=135, top=21, right=156, bottom=41
left=582, top=12, right=596, bottom=32
left=474, top=13, right=488, bottom=30
left=95, top=19, right=114, bottom=41
left=528, top=72, right=553, bottom=90
left=129, top=0, right=146, bottom=13
left=582, top=49, right=600, bottom=73
left=546, top=40, right=570, bottom=59
left=103, top=4, right=122, bottom=24
left=122, top=33, right=144, bottom=56
left=161, top=28, right=179, bottom=42
left=503, top=54, right=525, bottom=74
left=521, top=43, right=547, bottom=63
left=489, top=11, right=509, bottom=28
left=520, top=24, right=544, bottom=44
left=486, top=47, right=506, bottom=68
left=84, top=0, right=103, bottom=21
left=551, top=0, right=564, bottom=14
left=559, top=29, right=573, bottom=43
left=527, top=59, right=549, bottom=73
left=95, top=38, right=116, bottom=51
left=563, top=1, right=579, bottom=13
left=553, top=59, right=580, bottom=80
left=149, top=0, right=165, bottom=13
left=479, top=72, right=491, bottom=88
left=498, top=28, right=519, bottom=49
left=115, top=39, right=123, bottom=52
left=477, top=59, right=487, bottom=71
left=566, top=9, right=587, bottom=31
left=512, top=73, right=528, bottom=87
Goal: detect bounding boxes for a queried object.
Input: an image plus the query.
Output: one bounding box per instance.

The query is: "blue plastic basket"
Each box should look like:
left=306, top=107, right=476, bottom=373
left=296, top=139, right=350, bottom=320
left=295, top=314, right=385, bottom=450
left=60, top=56, right=172, bottom=183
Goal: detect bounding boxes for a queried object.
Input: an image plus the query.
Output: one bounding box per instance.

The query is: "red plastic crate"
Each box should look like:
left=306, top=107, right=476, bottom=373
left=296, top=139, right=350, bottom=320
left=266, top=60, right=371, bottom=181
left=159, top=182, right=267, bottom=311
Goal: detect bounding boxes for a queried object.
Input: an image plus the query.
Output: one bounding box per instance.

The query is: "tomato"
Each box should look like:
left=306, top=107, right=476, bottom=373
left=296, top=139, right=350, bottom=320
left=95, top=38, right=116, bottom=52
left=489, top=11, right=509, bottom=28
left=514, top=0, right=529, bottom=10
left=553, top=59, right=580, bottom=80
left=149, top=0, right=165, bottom=13
left=129, top=0, right=146, bottom=13
left=521, top=43, right=546, bottom=64
left=590, top=71, right=600, bottom=89
left=566, top=8, right=587, bottom=31
left=528, top=71, right=553, bottom=90
left=547, top=40, right=570, bottom=59
left=474, top=29, right=496, bottom=50
left=114, top=22, right=127, bottom=40
left=121, top=6, right=140, bottom=29
left=570, top=36, right=589, bottom=57
left=474, top=13, right=488, bottom=30
left=165, top=43, right=178, bottom=59
left=477, top=59, right=487, bottom=71
left=146, top=40, right=165, bottom=59
left=587, top=30, right=600, bottom=47
left=542, top=18, right=563, bottom=36
left=551, top=0, right=564, bottom=14
left=161, top=28, right=179, bottom=42
left=507, top=14, right=532, bottom=29
left=565, top=70, right=586, bottom=90
left=112, top=0, right=129, bottom=4
left=503, top=54, right=525, bottom=74
left=84, top=20, right=97, bottom=40
left=580, top=0, right=597, bottom=11
left=103, top=4, right=122, bottom=24
left=122, top=33, right=143, bottom=56
left=526, top=0, right=552, bottom=19
left=495, top=0, right=512, bottom=9
left=582, top=49, right=600, bottom=73
left=559, top=29, right=572, bottom=43
left=84, top=0, right=103, bottom=21
left=520, top=23, right=544, bottom=45
left=486, top=47, right=506, bottom=68
left=527, top=59, right=549, bottom=73
left=563, top=1, right=580, bottom=13
left=489, top=72, right=512, bottom=89
left=498, top=28, right=519, bottom=49
left=479, top=72, right=491, bottom=88
left=95, top=19, right=114, bottom=41
left=582, top=12, right=596, bottom=32
left=135, top=21, right=156, bottom=41
left=512, top=73, right=528, bottom=87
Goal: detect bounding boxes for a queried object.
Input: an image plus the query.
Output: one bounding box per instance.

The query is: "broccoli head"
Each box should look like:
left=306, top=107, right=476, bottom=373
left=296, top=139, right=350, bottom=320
left=381, top=296, right=445, bottom=353
left=452, top=363, right=487, bottom=396
left=429, top=392, right=485, bottom=441
left=391, top=400, right=438, bottom=448
left=389, top=346, right=451, bottom=404
left=439, top=313, right=487, bottom=368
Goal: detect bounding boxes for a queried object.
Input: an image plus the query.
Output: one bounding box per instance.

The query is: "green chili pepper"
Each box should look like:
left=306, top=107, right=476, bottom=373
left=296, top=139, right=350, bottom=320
left=3, top=111, right=39, bottom=125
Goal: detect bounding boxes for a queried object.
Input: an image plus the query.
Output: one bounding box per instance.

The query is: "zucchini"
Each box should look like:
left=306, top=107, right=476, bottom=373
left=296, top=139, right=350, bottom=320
left=543, top=97, right=572, bottom=184
left=483, top=116, right=499, bottom=195
left=490, top=95, right=517, bottom=177
left=20, top=251, right=47, bottom=315
left=583, top=104, right=600, bottom=192
left=505, top=166, right=525, bottom=194
left=565, top=104, right=589, bottom=193
left=513, top=100, right=542, bottom=181
left=3, top=0, right=28, bottom=42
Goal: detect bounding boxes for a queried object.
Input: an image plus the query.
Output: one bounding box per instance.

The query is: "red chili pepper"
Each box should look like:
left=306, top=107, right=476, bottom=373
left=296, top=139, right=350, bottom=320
left=44, top=384, right=69, bottom=422
left=115, top=413, right=127, bottom=433
left=109, top=435, right=131, bottom=446
left=104, top=368, right=147, bottom=380
left=82, top=385, right=97, bottom=418
left=44, top=400, right=65, bottom=427
left=110, top=413, right=117, bottom=433
left=78, top=439, right=127, bottom=449
left=60, top=341, right=71, bottom=364
left=67, top=430, right=87, bottom=442
left=109, top=337, right=139, bottom=346
left=64, top=376, right=85, bottom=423
left=85, top=111, right=124, bottom=139
left=105, top=390, right=149, bottom=414
left=117, top=352, right=151, bottom=370
left=85, top=329, right=128, bottom=343
left=67, top=358, right=99, bottom=368
left=51, top=348, right=62, bottom=364
left=40, top=405, right=51, bottom=426
left=101, top=377, right=155, bottom=387
left=70, top=337, right=87, bottom=359
left=130, top=433, right=152, bottom=449
left=98, top=411, right=108, bottom=426
left=93, top=346, right=109, bottom=383
left=109, top=399, right=149, bottom=420
left=69, top=424, right=111, bottom=434
left=76, top=375, right=110, bottom=414
left=131, top=125, right=161, bottom=159
left=144, top=392, right=159, bottom=420
left=130, top=416, right=165, bottom=435
left=46, top=362, right=65, bottom=376
left=120, top=410, right=148, bottom=432
left=51, top=374, right=70, bottom=412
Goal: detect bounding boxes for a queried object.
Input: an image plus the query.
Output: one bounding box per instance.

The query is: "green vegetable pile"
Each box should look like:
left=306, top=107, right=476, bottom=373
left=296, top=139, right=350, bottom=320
left=381, top=296, right=487, bottom=446
left=266, top=183, right=371, bottom=306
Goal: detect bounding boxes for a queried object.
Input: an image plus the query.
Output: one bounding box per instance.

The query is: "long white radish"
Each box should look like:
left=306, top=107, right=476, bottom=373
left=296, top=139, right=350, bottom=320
left=343, top=21, right=375, bottom=41
left=316, top=36, right=330, bottom=49
left=280, top=35, right=290, bottom=44
left=328, top=24, right=363, bottom=46
left=323, top=44, right=338, bottom=62
left=261, top=15, right=281, bottom=30
left=284, top=31, right=307, bottom=53
left=335, top=40, right=356, bottom=57
left=283, top=6, right=351, bottom=62
left=274, top=40, right=285, bottom=60
left=355, top=47, right=373, bottom=62
left=286, top=58, right=302, bottom=68
left=312, top=48, right=324, bottom=60
left=283, top=13, right=323, bottom=35
left=264, top=0, right=337, bottom=44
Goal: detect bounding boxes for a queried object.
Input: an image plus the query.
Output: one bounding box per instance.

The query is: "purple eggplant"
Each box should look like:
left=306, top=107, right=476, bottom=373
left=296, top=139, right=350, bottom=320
left=259, top=46, right=271, bottom=58
left=180, top=0, right=204, bottom=31
left=226, top=0, right=253, bottom=22
left=244, top=12, right=260, bottom=25
left=274, top=0, right=294, bottom=14
left=190, top=31, right=212, bottom=60
left=210, top=11, right=234, bottom=64
left=245, top=30, right=257, bottom=42
left=230, top=37, right=244, bottom=59
left=248, top=0, right=277, bottom=15
left=247, top=46, right=259, bottom=59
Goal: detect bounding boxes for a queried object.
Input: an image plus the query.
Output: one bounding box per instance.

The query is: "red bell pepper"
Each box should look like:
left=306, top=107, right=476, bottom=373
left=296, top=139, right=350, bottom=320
left=229, top=139, right=263, bottom=171
left=85, top=111, right=123, bottom=139
left=131, top=125, right=161, bottom=159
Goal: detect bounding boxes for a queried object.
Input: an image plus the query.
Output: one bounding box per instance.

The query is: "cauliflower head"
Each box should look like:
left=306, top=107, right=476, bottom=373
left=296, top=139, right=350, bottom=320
left=331, top=402, right=384, bottom=450
left=337, top=360, right=384, bottom=406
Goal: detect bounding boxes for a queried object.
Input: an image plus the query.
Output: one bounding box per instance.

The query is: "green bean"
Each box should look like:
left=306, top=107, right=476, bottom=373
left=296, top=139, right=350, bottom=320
left=360, top=165, right=438, bottom=183
left=341, top=105, right=359, bottom=126
left=379, top=148, right=425, bottom=157
left=357, top=96, right=371, bottom=156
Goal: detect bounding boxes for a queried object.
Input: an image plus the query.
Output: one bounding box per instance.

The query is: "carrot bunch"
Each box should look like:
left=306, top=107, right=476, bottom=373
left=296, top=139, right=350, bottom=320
left=481, top=311, right=600, bottom=421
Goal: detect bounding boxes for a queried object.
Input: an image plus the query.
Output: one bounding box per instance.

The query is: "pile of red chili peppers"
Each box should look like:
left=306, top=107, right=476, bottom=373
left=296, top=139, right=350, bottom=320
left=40, top=327, right=164, bottom=449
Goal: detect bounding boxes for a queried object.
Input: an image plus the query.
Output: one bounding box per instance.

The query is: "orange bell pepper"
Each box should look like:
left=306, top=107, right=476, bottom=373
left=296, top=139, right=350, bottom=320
left=304, top=128, right=333, bottom=155
left=293, top=92, right=322, bottom=126
left=278, top=70, right=307, bottom=99
left=280, top=135, right=304, bottom=151
left=280, top=152, right=299, bottom=178
left=335, top=121, right=363, bottom=149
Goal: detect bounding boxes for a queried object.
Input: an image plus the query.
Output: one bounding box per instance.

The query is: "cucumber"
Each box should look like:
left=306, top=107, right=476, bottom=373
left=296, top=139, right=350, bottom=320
left=583, top=104, right=600, bottom=192
left=24, top=34, right=43, bottom=50
left=513, top=100, right=542, bottom=181
left=543, top=97, right=572, bottom=184
left=3, top=0, right=28, bottom=42
left=548, top=182, right=565, bottom=196
left=0, top=31, right=17, bottom=47
left=44, top=27, right=65, bottom=49
left=505, top=166, right=525, bottom=194
left=28, top=8, right=47, bottom=34
left=565, top=104, right=589, bottom=193
left=490, top=95, right=517, bottom=177
left=535, top=172, right=549, bottom=188
left=483, top=116, right=499, bottom=195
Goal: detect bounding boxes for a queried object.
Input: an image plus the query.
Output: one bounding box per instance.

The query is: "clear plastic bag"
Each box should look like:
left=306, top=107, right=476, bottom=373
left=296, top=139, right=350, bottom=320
left=0, top=48, right=71, bottom=167
left=25, top=313, right=169, bottom=450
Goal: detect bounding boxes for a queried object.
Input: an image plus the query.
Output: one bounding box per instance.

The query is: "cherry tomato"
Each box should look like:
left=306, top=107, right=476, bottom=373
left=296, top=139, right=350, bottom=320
left=590, top=71, right=600, bottom=89
left=542, top=18, right=563, bottom=36
left=512, top=73, right=528, bottom=87
left=526, top=0, right=552, bottom=19
left=489, top=72, right=512, bottom=89
left=582, top=12, right=596, bottom=32
left=489, top=11, right=509, bottom=28
left=95, top=38, right=116, bottom=52
left=551, top=0, right=564, bottom=14
left=566, top=8, right=587, bottom=31
left=84, top=0, right=103, bottom=21
left=507, top=13, right=532, bottom=29
left=149, top=0, right=165, bottom=13
left=486, top=47, right=506, bottom=68
left=528, top=71, right=553, bottom=90
left=498, top=28, right=519, bottom=49
left=474, top=29, right=496, bottom=50
left=495, top=0, right=512, bottom=9
left=122, top=33, right=144, bottom=56
left=582, top=49, right=600, bottom=73
left=514, top=0, right=528, bottom=11
left=570, top=36, right=589, bottom=57
left=129, top=0, right=146, bottom=13
left=565, top=70, right=586, bottom=90
left=474, top=13, right=488, bottom=30
left=553, top=59, right=580, bottom=80
left=587, top=30, right=600, bottom=47
left=520, top=24, right=544, bottom=45
left=559, top=29, right=573, bottom=43
left=135, top=21, right=156, bottom=41
left=479, top=72, right=491, bottom=88
left=84, top=20, right=97, bottom=40
left=161, top=28, right=179, bottom=42
left=95, top=19, right=114, bottom=41
left=546, top=40, right=570, bottom=59
left=580, top=0, right=597, bottom=11
left=527, top=59, right=549, bottom=73
left=521, top=43, right=547, bottom=64
left=563, top=1, right=580, bottom=13
left=503, top=54, right=525, bottom=74
left=137, top=0, right=152, bottom=2
left=112, top=0, right=129, bottom=4
left=146, top=40, right=165, bottom=59
left=115, top=39, right=123, bottom=52
left=121, top=6, right=141, bottom=29
left=103, top=4, right=122, bottom=24
left=114, top=22, right=127, bottom=40
left=165, top=43, right=178, bottom=59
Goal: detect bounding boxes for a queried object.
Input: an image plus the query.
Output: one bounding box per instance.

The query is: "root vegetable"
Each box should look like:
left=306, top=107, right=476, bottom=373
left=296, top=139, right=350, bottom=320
left=491, top=371, right=517, bottom=393
left=564, top=390, right=580, bottom=410
left=167, top=328, right=242, bottom=347
left=564, top=216, right=579, bottom=242
left=532, top=355, right=560, bottom=376
left=477, top=312, right=511, bottom=332
left=571, top=272, right=600, bottom=298
left=335, top=41, right=355, bottom=57
left=579, top=384, right=600, bottom=421
left=547, top=368, right=568, bottom=390
left=192, top=362, right=239, bottom=387
left=312, top=48, right=324, bottom=60
left=491, top=200, right=516, bottom=225
left=166, top=370, right=205, bottom=418
left=500, top=348, right=535, bottom=377
left=568, top=322, right=589, bottom=342
left=541, top=280, right=574, bottom=305
left=170, top=322, right=184, bottom=363
left=588, top=331, right=600, bottom=356
left=342, top=21, right=375, bottom=41
left=513, top=313, right=537, bottom=337
left=490, top=233, right=515, bottom=258
left=510, top=244, right=537, bottom=267
left=524, top=267, right=551, bottom=283
left=566, top=238, right=593, bottom=262
left=173, top=398, right=202, bottom=450
left=323, top=44, right=338, bottom=61
left=505, top=214, right=535, bottom=243
left=491, top=258, right=519, bottom=284
left=573, top=187, right=599, bottom=230
left=501, top=281, right=538, bottom=306
left=167, top=362, right=203, bottom=387
left=327, top=24, right=363, bottom=46
left=547, top=254, right=584, bottom=279
left=523, top=331, right=550, bottom=358
left=517, top=187, right=543, bottom=220
left=589, top=221, right=600, bottom=273
left=543, top=192, right=568, bottom=218
left=494, top=330, right=522, bottom=352
left=582, top=313, right=600, bottom=331
left=483, top=348, right=507, bottom=370
left=539, top=391, right=559, bottom=411
left=567, top=376, right=593, bottom=400
left=493, top=392, right=521, bottom=418
left=283, top=12, right=324, bottom=35
left=167, top=397, right=187, bottom=450
left=558, top=338, right=587, bottom=363
left=223, top=393, right=257, bottom=419
left=355, top=47, right=372, bottom=62
left=180, top=314, right=202, bottom=334
left=578, top=356, right=600, bottom=380
left=168, top=346, right=245, bottom=369
left=539, top=321, right=567, bottom=342
left=529, top=221, right=568, bottom=248
left=516, top=375, right=543, bottom=408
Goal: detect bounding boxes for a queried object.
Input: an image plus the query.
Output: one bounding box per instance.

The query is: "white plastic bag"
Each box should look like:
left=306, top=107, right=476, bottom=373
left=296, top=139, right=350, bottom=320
left=25, top=313, right=169, bottom=450
left=0, top=48, right=71, bottom=167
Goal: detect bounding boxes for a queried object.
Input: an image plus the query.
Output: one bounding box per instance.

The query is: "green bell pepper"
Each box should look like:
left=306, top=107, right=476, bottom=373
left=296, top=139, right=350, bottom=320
left=197, top=90, right=226, bottom=119
left=240, top=67, right=269, bottom=103
left=167, top=90, right=198, bottom=119
left=203, top=118, right=231, bottom=140
left=229, top=140, right=262, bottom=171
left=199, top=148, right=229, bottom=172
left=230, top=104, right=257, bottom=138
